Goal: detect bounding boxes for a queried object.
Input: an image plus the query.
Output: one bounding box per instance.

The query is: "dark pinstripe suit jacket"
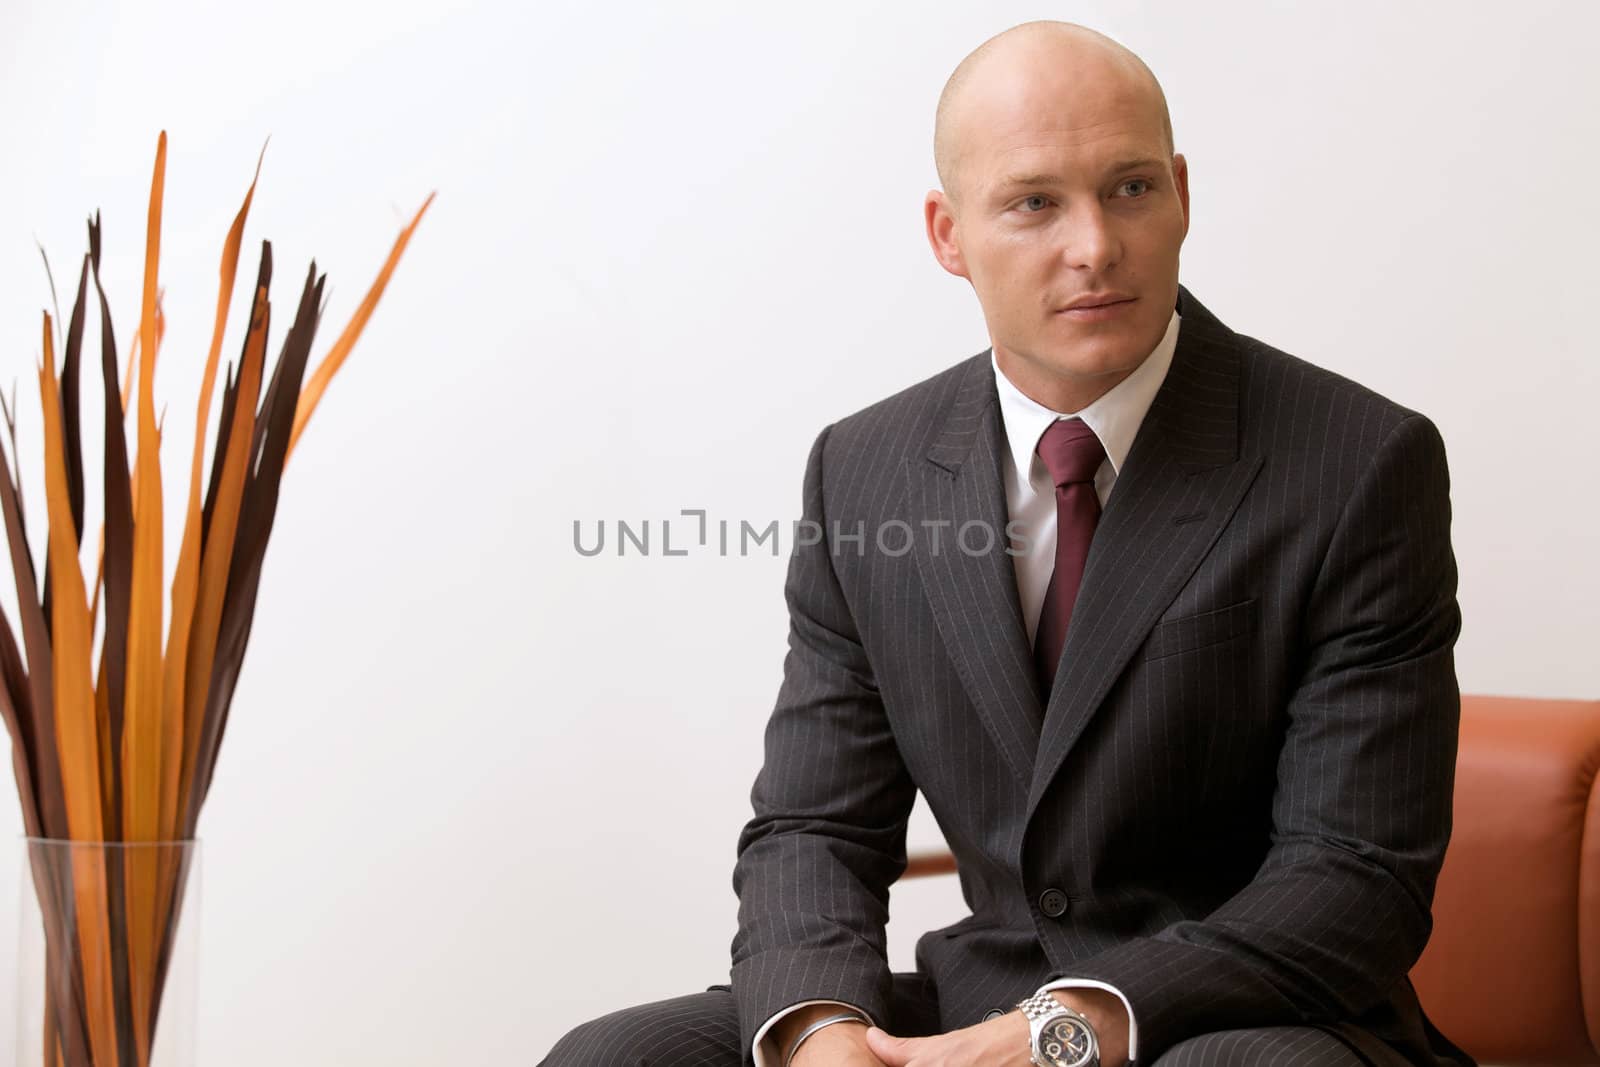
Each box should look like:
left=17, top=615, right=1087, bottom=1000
left=730, top=284, right=1474, bottom=1067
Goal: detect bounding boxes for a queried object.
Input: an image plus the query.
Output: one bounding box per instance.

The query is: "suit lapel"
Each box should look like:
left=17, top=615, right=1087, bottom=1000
left=1024, top=287, right=1265, bottom=822
left=905, top=286, right=1266, bottom=809
left=907, top=354, right=1043, bottom=792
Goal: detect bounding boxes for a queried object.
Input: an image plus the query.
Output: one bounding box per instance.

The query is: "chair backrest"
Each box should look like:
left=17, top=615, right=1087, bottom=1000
left=1410, top=694, right=1600, bottom=1066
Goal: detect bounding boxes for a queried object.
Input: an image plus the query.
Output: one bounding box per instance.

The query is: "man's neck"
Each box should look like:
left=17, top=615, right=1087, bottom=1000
left=993, top=350, right=1144, bottom=414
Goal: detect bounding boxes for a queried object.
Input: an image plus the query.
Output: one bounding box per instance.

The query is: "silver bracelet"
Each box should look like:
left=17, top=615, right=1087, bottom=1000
left=781, top=1009, right=871, bottom=1067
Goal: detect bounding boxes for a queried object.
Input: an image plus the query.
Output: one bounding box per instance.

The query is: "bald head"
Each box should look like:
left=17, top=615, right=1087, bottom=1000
left=934, top=21, right=1174, bottom=211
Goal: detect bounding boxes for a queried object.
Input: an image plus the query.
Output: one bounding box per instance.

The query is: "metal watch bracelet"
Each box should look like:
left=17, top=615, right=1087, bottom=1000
left=1017, top=991, right=1099, bottom=1067
left=781, top=1009, right=871, bottom=1067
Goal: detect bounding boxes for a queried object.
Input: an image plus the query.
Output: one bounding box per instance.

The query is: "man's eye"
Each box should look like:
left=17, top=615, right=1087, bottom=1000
left=1016, top=181, right=1150, bottom=213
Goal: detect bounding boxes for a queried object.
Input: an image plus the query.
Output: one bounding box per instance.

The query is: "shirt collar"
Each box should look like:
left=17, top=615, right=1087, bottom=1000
left=991, top=307, right=1181, bottom=486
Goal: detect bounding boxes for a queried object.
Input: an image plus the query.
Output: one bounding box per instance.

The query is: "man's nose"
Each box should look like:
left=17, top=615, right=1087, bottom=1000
left=1058, top=205, right=1119, bottom=272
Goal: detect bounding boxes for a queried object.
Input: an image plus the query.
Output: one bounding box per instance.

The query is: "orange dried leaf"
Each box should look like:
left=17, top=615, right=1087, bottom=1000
left=182, top=279, right=267, bottom=827
left=120, top=129, right=168, bottom=1056
left=162, top=141, right=266, bottom=845
left=286, top=191, right=434, bottom=462
left=39, top=314, right=117, bottom=1066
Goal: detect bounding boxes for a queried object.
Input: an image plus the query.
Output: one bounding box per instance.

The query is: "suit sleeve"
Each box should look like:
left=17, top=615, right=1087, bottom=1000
left=728, top=422, right=918, bottom=1065
left=1044, top=413, right=1464, bottom=1061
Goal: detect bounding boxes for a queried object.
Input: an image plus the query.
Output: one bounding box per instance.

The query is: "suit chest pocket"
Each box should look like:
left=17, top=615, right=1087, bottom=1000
left=1141, top=597, right=1258, bottom=661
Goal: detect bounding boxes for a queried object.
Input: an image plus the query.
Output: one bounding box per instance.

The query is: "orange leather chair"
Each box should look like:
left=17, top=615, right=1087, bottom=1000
left=900, top=694, right=1600, bottom=1066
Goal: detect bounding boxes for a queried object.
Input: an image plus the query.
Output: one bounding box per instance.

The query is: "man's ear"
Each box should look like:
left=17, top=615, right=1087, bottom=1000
left=1173, top=152, right=1190, bottom=241
left=925, top=190, right=969, bottom=279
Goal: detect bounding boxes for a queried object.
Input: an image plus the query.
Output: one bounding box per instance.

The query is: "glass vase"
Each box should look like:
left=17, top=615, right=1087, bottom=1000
left=13, top=838, right=201, bottom=1067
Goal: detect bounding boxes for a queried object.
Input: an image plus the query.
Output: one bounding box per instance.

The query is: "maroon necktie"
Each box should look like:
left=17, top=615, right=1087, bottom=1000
left=1032, top=417, right=1106, bottom=695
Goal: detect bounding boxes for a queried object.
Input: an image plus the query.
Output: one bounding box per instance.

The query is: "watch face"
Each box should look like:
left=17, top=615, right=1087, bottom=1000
left=1040, top=1015, right=1095, bottom=1067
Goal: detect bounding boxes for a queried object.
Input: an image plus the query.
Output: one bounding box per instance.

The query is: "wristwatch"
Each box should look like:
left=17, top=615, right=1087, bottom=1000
left=1016, top=991, right=1100, bottom=1067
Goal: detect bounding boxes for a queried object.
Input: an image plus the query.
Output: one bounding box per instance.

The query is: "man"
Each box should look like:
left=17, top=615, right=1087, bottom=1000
left=544, top=19, right=1475, bottom=1067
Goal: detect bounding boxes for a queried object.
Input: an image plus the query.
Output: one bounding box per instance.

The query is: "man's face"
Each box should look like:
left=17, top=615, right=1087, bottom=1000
left=928, top=57, right=1190, bottom=406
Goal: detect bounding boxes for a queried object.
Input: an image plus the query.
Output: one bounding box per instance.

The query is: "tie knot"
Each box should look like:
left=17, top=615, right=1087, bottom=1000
left=1035, top=418, right=1106, bottom=488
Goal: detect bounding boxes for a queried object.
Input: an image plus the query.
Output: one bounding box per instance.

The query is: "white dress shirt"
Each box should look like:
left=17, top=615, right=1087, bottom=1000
left=753, top=307, right=1182, bottom=1067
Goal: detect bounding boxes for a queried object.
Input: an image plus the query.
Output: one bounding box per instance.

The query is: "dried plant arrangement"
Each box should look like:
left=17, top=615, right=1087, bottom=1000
left=1, top=130, right=432, bottom=1066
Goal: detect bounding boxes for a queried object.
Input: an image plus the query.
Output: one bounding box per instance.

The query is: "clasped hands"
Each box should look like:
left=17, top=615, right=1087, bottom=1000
left=788, top=988, right=1129, bottom=1067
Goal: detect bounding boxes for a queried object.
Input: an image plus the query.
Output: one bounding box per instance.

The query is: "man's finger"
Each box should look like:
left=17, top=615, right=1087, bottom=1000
left=864, top=1026, right=917, bottom=1065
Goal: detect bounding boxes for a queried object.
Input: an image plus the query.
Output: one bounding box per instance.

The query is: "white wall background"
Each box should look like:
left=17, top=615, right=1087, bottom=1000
left=0, top=1, right=1593, bottom=1062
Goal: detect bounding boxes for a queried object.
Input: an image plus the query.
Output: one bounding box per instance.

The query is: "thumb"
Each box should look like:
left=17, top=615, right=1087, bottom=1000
left=865, top=1026, right=914, bottom=1064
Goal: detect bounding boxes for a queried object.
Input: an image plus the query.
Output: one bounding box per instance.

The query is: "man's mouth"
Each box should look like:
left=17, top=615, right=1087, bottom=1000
left=1056, top=297, right=1136, bottom=320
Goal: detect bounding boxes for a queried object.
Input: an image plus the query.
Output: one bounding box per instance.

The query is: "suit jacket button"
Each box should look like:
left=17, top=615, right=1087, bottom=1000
left=1038, top=888, right=1070, bottom=918
left=982, top=1008, right=1007, bottom=1022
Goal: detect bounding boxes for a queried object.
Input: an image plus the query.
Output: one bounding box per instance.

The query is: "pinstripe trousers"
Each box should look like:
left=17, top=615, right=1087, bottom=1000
left=540, top=976, right=1372, bottom=1065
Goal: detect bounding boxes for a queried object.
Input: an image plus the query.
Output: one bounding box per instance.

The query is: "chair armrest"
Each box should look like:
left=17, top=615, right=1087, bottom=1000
left=1411, top=694, right=1600, bottom=1065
